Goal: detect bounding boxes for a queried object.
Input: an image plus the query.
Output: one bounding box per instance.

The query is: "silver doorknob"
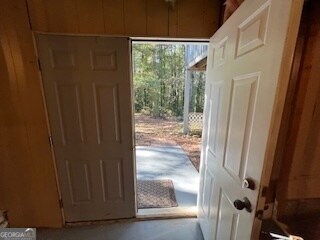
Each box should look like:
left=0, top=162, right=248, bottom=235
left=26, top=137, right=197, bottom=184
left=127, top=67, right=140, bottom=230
left=242, top=178, right=255, bottom=190
left=233, top=197, right=252, bottom=212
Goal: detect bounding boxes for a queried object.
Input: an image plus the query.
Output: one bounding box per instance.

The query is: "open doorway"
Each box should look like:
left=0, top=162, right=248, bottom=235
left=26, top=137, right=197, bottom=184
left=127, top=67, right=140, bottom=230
left=131, top=40, right=208, bottom=216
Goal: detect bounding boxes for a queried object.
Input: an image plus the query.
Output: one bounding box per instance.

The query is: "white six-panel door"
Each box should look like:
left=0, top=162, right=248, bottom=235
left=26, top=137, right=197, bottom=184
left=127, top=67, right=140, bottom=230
left=198, top=0, right=301, bottom=239
left=37, top=35, right=135, bottom=222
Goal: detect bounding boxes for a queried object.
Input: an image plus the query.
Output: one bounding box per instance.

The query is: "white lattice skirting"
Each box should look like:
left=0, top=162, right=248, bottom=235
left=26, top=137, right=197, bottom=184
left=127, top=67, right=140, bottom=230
left=188, top=112, right=203, bottom=132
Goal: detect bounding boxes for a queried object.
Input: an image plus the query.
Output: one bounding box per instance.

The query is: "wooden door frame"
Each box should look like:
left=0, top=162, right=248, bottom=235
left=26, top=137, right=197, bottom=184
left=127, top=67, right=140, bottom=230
left=251, top=1, right=303, bottom=238
left=130, top=39, right=208, bottom=219
left=32, top=32, right=66, bottom=225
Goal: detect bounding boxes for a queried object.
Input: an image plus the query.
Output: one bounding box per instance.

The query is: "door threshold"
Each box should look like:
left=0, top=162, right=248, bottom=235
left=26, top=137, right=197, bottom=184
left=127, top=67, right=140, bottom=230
left=136, top=206, right=197, bottom=219
left=64, top=207, right=198, bottom=227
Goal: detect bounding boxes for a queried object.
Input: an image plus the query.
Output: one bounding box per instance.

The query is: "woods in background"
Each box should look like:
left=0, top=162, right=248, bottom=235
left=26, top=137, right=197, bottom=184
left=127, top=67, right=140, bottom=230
left=132, top=43, right=205, bottom=118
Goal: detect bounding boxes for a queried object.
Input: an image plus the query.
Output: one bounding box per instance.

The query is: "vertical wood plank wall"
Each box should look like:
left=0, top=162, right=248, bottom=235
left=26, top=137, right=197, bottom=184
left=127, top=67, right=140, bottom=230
left=26, top=0, right=220, bottom=38
left=0, top=0, right=62, bottom=227
left=286, top=2, right=320, bottom=200
left=275, top=0, right=320, bottom=217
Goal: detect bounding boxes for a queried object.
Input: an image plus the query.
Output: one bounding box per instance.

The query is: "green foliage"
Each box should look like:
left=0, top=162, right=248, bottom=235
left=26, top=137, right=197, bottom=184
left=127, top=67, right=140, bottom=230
left=133, top=43, right=186, bottom=117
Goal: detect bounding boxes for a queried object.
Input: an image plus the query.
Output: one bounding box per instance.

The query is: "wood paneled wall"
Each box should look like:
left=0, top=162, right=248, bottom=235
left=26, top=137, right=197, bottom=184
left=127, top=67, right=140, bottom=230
left=275, top=0, right=320, bottom=217
left=0, top=0, right=62, bottom=227
left=286, top=6, right=320, bottom=199
left=26, top=0, right=220, bottom=38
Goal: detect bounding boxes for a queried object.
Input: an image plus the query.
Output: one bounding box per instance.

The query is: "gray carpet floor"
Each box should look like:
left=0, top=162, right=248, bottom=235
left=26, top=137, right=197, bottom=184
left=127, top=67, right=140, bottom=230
left=37, top=218, right=204, bottom=240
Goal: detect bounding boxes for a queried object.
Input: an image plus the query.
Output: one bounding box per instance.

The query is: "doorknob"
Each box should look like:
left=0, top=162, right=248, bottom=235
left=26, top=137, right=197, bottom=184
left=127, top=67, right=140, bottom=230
left=233, top=197, right=252, bottom=212
left=242, top=178, right=255, bottom=190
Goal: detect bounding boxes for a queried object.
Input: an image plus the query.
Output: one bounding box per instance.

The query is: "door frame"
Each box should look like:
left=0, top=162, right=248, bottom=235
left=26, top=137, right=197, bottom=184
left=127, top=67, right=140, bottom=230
left=250, top=1, right=303, bottom=238
left=32, top=32, right=66, bottom=224
left=130, top=39, right=208, bottom=218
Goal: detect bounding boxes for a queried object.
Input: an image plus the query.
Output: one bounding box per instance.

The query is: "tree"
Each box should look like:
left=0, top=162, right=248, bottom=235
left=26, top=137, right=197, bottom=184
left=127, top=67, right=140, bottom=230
left=132, top=43, right=186, bottom=117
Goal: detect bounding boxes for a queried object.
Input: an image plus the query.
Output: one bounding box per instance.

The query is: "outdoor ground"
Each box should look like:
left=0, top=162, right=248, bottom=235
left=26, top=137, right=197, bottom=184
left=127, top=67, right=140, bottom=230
left=134, top=114, right=201, bottom=171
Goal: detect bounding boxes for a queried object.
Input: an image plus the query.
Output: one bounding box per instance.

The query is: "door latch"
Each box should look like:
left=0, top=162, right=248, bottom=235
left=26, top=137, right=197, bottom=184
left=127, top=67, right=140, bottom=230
left=242, top=178, right=255, bottom=190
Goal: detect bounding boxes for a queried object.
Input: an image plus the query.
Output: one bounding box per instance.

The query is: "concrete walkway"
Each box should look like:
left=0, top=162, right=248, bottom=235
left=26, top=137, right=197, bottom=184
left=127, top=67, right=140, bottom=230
left=136, top=146, right=199, bottom=208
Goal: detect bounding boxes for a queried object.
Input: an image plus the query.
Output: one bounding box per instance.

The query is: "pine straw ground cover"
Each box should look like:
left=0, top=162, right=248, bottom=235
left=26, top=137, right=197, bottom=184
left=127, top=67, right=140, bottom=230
left=134, top=114, right=201, bottom=171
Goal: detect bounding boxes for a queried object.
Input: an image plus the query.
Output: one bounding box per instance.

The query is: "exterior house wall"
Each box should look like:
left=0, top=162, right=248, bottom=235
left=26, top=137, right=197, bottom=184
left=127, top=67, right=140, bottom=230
left=186, top=44, right=208, bottom=66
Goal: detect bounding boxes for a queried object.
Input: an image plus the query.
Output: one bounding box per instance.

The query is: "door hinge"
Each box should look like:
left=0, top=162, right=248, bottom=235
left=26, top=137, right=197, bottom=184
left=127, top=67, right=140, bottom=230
left=59, top=199, right=63, bottom=209
left=261, top=186, right=268, bottom=197
left=48, top=136, right=53, bottom=146
left=37, top=58, right=42, bottom=71
left=255, top=209, right=264, bottom=220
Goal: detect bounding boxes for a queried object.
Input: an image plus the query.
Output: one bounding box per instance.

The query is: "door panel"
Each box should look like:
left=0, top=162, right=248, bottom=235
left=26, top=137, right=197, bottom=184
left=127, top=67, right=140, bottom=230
left=236, top=3, right=269, bottom=58
left=198, top=0, right=301, bottom=239
left=99, top=158, right=124, bottom=201
left=224, top=73, right=258, bottom=181
left=92, top=84, right=121, bottom=144
left=199, top=167, right=216, bottom=239
left=37, top=35, right=135, bottom=222
left=207, top=82, right=223, bottom=157
left=216, top=192, right=239, bottom=240
left=66, top=160, right=91, bottom=204
left=55, top=82, right=85, bottom=145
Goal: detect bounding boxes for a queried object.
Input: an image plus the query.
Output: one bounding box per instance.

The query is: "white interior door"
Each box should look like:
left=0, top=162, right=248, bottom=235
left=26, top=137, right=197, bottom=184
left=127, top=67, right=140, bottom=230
left=198, top=0, right=301, bottom=239
left=37, top=35, right=135, bottom=222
